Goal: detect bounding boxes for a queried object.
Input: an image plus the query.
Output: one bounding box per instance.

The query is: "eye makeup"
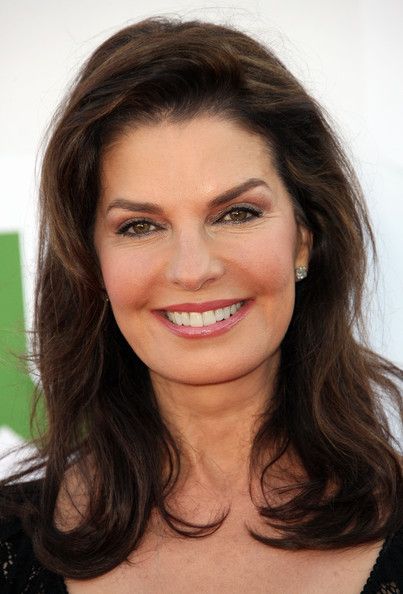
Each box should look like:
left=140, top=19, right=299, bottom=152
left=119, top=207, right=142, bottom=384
left=116, top=204, right=264, bottom=239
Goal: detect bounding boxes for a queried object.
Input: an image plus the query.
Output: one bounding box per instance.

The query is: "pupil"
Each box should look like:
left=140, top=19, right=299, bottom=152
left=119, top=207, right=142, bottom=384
left=232, top=210, right=245, bottom=220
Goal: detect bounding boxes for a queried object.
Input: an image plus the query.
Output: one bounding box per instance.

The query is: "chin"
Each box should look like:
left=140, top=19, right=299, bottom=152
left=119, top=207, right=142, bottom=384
left=149, top=359, right=266, bottom=387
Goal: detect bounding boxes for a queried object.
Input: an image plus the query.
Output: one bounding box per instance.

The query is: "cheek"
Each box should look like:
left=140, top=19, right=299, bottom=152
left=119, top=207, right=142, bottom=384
left=97, top=220, right=297, bottom=308
left=237, top=226, right=297, bottom=345
left=98, top=248, right=157, bottom=308
left=237, top=229, right=296, bottom=296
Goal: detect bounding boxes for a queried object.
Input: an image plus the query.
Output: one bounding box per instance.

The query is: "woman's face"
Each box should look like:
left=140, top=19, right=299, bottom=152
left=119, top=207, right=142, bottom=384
left=93, top=115, right=311, bottom=387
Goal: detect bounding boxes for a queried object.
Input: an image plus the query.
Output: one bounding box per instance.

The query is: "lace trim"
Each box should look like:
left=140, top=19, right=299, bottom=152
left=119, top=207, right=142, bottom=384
left=360, top=529, right=402, bottom=594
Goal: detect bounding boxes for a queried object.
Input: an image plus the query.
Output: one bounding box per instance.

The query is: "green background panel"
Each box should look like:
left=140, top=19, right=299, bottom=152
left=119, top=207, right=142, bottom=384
left=0, top=232, right=34, bottom=439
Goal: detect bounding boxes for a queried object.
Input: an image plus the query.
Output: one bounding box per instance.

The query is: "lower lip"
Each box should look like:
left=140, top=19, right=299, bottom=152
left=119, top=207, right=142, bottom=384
left=152, top=300, right=254, bottom=339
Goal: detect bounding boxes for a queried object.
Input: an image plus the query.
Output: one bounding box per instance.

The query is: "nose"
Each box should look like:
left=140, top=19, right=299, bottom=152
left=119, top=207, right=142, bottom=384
left=165, top=227, right=225, bottom=291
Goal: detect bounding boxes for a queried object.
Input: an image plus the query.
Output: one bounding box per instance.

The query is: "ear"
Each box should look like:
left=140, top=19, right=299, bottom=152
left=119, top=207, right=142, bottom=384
left=295, top=224, right=313, bottom=268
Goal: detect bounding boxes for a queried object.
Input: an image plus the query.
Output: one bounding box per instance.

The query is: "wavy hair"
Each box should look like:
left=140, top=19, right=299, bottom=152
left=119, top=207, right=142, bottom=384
left=1, top=15, right=402, bottom=579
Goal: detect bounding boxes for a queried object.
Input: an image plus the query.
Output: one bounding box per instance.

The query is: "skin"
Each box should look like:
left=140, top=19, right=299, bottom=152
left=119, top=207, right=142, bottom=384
left=64, top=115, right=386, bottom=593
left=93, top=114, right=311, bottom=498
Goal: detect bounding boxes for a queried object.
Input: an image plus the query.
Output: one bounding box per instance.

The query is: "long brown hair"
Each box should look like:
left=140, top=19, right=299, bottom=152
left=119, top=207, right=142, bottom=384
left=1, top=15, right=402, bottom=579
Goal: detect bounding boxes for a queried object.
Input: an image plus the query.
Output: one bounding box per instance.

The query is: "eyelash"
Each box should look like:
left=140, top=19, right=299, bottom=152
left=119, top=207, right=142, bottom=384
left=116, top=205, right=263, bottom=238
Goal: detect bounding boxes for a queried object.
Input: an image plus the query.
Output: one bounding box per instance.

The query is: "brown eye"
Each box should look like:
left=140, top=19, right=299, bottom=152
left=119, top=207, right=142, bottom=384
left=133, top=222, right=152, bottom=233
left=220, top=206, right=262, bottom=224
left=117, top=219, right=159, bottom=238
left=228, top=209, right=248, bottom=221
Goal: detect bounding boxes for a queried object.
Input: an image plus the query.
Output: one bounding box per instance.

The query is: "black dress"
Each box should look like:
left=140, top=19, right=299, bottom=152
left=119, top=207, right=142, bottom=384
left=1, top=481, right=402, bottom=594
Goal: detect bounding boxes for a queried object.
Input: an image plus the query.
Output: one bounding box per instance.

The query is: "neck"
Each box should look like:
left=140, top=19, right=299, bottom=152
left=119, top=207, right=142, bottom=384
left=149, top=355, right=278, bottom=494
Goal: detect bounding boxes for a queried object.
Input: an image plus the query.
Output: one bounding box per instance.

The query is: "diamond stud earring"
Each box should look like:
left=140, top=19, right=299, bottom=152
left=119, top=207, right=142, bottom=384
left=295, top=265, right=308, bottom=281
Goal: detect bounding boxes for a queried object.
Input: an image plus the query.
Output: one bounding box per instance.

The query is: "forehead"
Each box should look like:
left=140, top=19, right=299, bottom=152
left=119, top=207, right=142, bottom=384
left=98, top=115, right=286, bottom=211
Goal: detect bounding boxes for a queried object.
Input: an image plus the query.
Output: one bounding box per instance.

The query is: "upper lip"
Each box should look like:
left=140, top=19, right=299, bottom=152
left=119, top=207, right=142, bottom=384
left=157, top=298, right=249, bottom=313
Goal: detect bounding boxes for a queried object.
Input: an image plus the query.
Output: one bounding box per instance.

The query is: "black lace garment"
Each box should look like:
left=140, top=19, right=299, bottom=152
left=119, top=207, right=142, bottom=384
left=1, top=481, right=402, bottom=594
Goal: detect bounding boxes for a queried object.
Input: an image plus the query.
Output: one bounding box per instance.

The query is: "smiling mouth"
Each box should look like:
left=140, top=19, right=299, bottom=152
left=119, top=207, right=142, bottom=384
left=163, top=300, right=246, bottom=327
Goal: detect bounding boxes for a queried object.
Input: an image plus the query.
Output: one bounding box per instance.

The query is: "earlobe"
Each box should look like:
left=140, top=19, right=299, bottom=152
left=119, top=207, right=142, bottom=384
left=296, top=225, right=313, bottom=266
left=294, top=227, right=313, bottom=282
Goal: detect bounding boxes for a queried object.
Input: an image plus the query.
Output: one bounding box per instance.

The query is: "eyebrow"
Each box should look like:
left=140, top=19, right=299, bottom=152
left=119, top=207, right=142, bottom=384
left=105, top=178, right=270, bottom=215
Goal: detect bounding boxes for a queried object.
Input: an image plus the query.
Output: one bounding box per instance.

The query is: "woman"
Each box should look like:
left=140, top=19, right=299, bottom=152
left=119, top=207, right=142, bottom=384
left=0, top=15, right=402, bottom=593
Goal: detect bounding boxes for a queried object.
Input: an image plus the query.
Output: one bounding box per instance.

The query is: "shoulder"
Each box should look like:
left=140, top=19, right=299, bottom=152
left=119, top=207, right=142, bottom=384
left=362, top=524, right=403, bottom=593
left=378, top=524, right=403, bottom=580
left=0, top=481, right=67, bottom=594
left=0, top=512, right=36, bottom=590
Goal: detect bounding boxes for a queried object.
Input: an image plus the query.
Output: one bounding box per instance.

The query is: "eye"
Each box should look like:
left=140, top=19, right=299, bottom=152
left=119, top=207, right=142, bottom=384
left=218, top=205, right=263, bottom=224
left=117, top=219, right=159, bottom=238
left=116, top=205, right=263, bottom=239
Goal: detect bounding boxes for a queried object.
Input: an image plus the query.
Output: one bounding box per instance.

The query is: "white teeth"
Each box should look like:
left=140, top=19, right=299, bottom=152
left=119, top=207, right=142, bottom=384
left=202, top=310, right=216, bottom=325
left=166, top=301, right=244, bottom=327
left=181, top=311, right=190, bottom=325
left=189, top=312, right=203, bottom=327
left=214, top=308, right=224, bottom=321
left=173, top=312, right=183, bottom=326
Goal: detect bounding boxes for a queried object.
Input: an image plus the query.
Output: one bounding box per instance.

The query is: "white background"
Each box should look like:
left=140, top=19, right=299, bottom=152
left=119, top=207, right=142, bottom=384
left=1, top=0, right=402, bottom=366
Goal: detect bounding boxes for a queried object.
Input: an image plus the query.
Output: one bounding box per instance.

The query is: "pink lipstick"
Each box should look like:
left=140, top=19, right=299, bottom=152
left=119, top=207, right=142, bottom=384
left=157, top=298, right=247, bottom=314
left=152, top=299, right=254, bottom=339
